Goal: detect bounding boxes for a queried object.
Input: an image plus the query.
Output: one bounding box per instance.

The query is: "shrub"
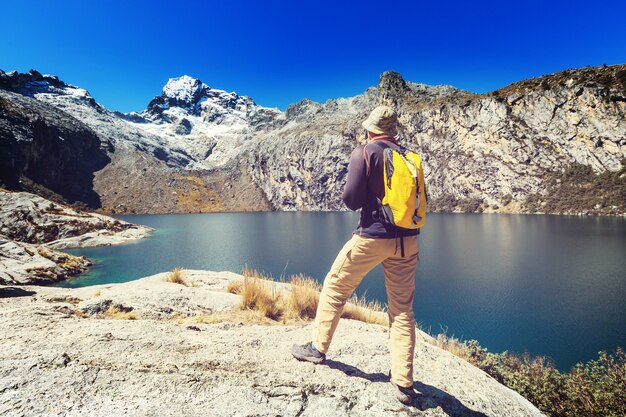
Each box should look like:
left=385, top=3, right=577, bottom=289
left=429, top=193, right=458, bottom=212
left=501, top=193, right=513, bottom=206
left=524, top=160, right=626, bottom=215
left=564, top=348, right=626, bottom=417
left=433, top=336, right=626, bottom=417
left=458, top=197, right=484, bottom=213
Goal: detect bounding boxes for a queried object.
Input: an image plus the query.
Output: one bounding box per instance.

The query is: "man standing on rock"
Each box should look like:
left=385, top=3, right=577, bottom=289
left=291, top=105, right=422, bottom=405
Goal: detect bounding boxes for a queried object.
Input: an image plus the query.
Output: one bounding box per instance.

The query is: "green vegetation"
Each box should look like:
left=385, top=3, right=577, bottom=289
left=429, top=194, right=485, bottom=213
left=435, top=335, right=626, bottom=417
left=225, top=265, right=626, bottom=415
left=525, top=160, right=626, bottom=215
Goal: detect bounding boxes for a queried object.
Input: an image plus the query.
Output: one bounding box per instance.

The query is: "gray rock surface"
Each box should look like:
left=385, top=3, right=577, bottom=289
left=0, top=190, right=152, bottom=247
left=0, top=237, right=90, bottom=285
left=0, top=270, right=545, bottom=417
left=250, top=67, right=625, bottom=214
left=0, top=190, right=151, bottom=284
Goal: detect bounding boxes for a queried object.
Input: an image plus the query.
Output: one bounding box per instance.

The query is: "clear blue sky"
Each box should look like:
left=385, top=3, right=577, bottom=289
left=1, top=0, right=625, bottom=112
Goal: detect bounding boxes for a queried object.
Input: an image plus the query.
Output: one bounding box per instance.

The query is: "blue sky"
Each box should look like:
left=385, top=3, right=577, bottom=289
left=1, top=0, right=625, bottom=112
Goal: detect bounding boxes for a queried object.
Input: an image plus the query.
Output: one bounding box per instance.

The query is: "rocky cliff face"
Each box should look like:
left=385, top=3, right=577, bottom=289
left=1, top=66, right=624, bottom=215
left=248, top=80, right=473, bottom=211
left=251, top=66, right=625, bottom=214
left=0, top=88, right=110, bottom=207
left=398, top=66, right=626, bottom=213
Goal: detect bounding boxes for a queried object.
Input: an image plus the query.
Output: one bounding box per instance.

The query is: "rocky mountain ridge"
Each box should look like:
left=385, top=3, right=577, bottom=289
left=1, top=65, right=624, bottom=215
left=0, top=70, right=272, bottom=214
left=251, top=66, right=625, bottom=213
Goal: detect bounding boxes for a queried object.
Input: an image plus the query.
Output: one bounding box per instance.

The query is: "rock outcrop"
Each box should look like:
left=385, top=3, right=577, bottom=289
left=0, top=190, right=152, bottom=246
left=0, top=88, right=110, bottom=207
left=0, top=190, right=152, bottom=284
left=0, top=270, right=545, bottom=416
left=0, top=237, right=90, bottom=285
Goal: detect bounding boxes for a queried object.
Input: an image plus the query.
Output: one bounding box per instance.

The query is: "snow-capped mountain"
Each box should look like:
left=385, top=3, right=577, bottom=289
left=0, top=69, right=273, bottom=214
left=1, top=66, right=624, bottom=215
left=0, top=69, right=96, bottom=106
left=142, top=75, right=279, bottom=126
left=123, top=75, right=281, bottom=166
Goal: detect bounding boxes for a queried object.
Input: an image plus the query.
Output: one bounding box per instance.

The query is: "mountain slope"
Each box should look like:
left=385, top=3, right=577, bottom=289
left=1, top=65, right=624, bottom=215
left=398, top=65, right=626, bottom=213
left=250, top=65, right=625, bottom=214
left=0, top=70, right=272, bottom=213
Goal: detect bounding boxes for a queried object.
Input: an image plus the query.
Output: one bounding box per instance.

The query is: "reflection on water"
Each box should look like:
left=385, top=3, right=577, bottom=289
left=61, top=212, right=626, bottom=371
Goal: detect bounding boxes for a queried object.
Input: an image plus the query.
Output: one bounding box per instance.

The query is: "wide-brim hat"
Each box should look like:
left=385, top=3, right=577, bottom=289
left=361, top=105, right=398, bottom=136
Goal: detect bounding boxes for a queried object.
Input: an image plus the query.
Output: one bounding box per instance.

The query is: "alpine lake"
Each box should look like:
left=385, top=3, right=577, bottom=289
left=58, top=212, right=626, bottom=371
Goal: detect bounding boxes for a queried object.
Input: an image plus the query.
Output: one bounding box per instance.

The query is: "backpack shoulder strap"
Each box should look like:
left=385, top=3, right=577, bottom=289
left=362, top=140, right=389, bottom=176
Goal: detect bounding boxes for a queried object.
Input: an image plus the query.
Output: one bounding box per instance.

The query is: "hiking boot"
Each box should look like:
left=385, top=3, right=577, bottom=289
left=291, top=342, right=326, bottom=364
left=391, top=381, right=418, bottom=405
left=388, top=370, right=418, bottom=405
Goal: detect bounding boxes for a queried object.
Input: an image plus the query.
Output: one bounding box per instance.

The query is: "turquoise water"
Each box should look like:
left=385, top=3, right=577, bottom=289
left=60, top=212, right=626, bottom=371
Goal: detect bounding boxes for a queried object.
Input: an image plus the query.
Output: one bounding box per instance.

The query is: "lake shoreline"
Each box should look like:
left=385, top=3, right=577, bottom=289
left=55, top=211, right=626, bottom=374
left=0, top=190, right=153, bottom=286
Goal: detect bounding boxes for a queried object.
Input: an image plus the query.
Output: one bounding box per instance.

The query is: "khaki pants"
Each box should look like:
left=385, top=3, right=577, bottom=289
left=312, top=233, right=419, bottom=388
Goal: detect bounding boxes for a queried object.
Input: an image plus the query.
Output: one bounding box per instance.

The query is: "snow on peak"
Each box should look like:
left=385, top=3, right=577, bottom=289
left=162, top=75, right=205, bottom=103
left=22, top=80, right=91, bottom=99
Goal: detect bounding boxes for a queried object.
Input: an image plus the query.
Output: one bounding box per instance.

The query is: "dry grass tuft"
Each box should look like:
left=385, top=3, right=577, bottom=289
left=103, top=304, right=137, bottom=320
left=285, top=274, right=321, bottom=320
left=432, top=332, right=472, bottom=361
left=342, top=293, right=388, bottom=326
left=240, top=267, right=283, bottom=320
left=165, top=267, right=187, bottom=286
left=234, top=267, right=389, bottom=326
left=226, top=279, right=243, bottom=294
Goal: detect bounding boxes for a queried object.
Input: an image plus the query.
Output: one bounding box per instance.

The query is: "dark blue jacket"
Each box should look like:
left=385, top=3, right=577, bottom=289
left=342, top=138, right=420, bottom=238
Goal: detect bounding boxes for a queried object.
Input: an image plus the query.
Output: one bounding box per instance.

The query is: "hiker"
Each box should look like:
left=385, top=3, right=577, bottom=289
left=291, top=105, right=427, bottom=405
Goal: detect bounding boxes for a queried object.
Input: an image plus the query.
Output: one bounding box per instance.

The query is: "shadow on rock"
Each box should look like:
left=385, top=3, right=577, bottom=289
left=325, top=359, right=489, bottom=416
left=324, top=359, right=389, bottom=382
left=0, top=287, right=36, bottom=298
left=413, top=380, right=489, bottom=417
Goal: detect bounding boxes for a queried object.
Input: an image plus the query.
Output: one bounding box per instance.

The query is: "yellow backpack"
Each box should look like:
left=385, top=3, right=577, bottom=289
left=379, top=147, right=427, bottom=230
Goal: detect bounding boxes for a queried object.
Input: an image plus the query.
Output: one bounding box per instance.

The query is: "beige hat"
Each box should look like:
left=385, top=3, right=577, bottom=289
left=361, top=105, right=398, bottom=136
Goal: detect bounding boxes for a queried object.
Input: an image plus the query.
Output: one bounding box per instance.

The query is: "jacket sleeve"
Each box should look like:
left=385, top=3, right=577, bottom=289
left=342, top=146, right=368, bottom=211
